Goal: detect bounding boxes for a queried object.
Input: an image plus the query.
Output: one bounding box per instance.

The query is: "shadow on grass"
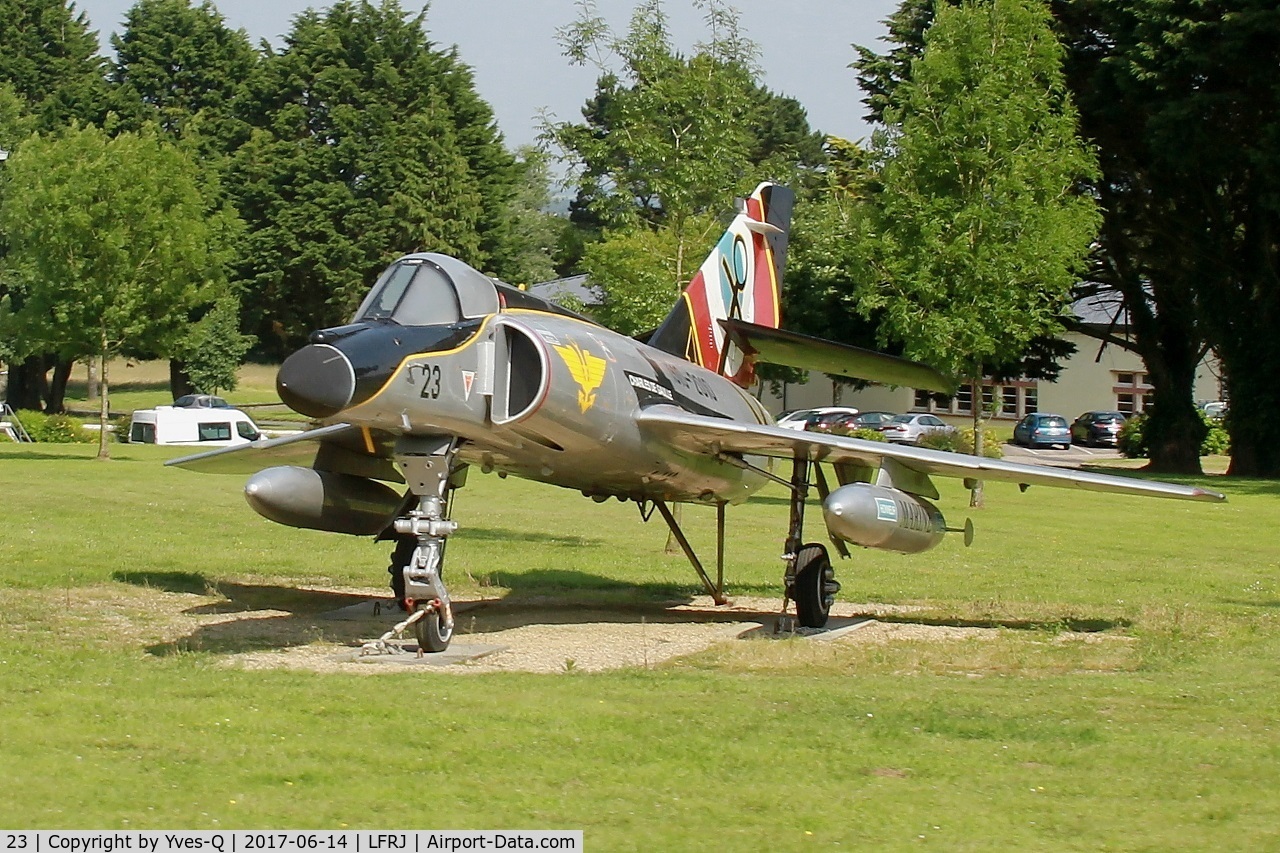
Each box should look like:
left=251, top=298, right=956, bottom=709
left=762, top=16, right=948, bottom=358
left=1078, top=464, right=1280, bottom=497
left=868, top=613, right=1129, bottom=633
left=464, top=526, right=604, bottom=548
left=114, top=571, right=377, bottom=615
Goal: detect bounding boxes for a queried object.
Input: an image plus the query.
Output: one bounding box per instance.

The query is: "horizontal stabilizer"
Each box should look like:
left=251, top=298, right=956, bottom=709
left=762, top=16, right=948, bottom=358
left=719, top=319, right=954, bottom=394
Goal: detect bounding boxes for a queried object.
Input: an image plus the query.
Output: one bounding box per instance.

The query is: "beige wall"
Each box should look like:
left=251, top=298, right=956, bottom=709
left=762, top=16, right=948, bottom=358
left=757, top=331, right=1222, bottom=421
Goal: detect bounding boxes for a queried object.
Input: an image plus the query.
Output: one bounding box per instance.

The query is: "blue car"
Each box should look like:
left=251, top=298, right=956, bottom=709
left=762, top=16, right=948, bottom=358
left=1013, top=413, right=1071, bottom=449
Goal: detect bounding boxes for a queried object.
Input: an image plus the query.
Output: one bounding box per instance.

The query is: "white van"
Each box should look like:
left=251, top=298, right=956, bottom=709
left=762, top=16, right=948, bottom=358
left=128, top=405, right=263, bottom=446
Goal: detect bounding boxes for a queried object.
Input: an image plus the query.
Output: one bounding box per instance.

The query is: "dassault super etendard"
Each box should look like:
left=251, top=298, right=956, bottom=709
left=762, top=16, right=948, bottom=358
left=171, top=183, right=1224, bottom=652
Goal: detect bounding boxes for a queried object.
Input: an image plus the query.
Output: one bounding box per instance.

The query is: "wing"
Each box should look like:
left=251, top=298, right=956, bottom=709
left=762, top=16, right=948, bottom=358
left=719, top=319, right=956, bottom=394
left=164, top=422, right=403, bottom=483
left=637, top=407, right=1226, bottom=503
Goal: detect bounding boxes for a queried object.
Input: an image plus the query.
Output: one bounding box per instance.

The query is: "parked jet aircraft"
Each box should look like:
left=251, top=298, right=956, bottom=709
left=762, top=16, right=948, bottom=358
left=170, top=182, right=1224, bottom=652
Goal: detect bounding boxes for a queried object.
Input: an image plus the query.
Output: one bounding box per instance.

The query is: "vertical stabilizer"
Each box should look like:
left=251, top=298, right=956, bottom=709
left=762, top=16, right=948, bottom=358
left=648, top=182, right=794, bottom=387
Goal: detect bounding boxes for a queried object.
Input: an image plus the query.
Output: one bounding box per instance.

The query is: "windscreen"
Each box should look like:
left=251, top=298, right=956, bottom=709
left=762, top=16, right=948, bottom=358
left=355, top=261, right=461, bottom=326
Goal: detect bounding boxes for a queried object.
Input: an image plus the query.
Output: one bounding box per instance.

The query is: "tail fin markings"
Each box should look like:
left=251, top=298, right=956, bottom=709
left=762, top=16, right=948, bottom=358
left=649, top=182, right=795, bottom=387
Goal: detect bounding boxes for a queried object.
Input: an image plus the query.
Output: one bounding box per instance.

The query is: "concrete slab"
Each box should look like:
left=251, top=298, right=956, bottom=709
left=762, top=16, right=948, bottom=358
left=738, top=615, right=876, bottom=641
left=341, top=642, right=508, bottom=666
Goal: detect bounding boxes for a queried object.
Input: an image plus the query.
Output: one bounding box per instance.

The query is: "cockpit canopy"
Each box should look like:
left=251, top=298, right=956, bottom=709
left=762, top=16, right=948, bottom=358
left=353, top=253, right=500, bottom=325
left=353, top=253, right=588, bottom=327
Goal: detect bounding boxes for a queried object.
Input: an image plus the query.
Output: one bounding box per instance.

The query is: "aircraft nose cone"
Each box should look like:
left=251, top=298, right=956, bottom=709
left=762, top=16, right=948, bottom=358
left=277, top=344, right=355, bottom=418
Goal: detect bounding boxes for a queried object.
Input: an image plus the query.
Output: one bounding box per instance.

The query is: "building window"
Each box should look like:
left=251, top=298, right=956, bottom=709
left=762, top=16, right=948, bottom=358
left=1001, top=386, right=1018, bottom=417
left=955, top=386, right=972, bottom=414
left=1023, top=387, right=1038, bottom=415
left=914, top=389, right=932, bottom=410
left=1114, top=372, right=1153, bottom=414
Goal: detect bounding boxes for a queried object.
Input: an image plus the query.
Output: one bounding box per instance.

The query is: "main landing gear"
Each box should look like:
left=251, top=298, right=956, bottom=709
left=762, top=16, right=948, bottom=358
left=387, top=436, right=461, bottom=653
left=655, top=454, right=841, bottom=629
left=782, top=457, right=840, bottom=628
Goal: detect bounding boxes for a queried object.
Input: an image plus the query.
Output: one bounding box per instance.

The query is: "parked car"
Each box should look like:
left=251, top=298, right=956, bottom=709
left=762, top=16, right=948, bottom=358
left=839, top=411, right=897, bottom=431
left=880, top=413, right=955, bottom=444
left=1070, top=411, right=1127, bottom=447
left=173, top=394, right=232, bottom=409
left=1199, top=401, right=1227, bottom=419
left=1013, top=413, right=1072, bottom=448
left=775, top=406, right=859, bottom=431
left=802, top=408, right=866, bottom=432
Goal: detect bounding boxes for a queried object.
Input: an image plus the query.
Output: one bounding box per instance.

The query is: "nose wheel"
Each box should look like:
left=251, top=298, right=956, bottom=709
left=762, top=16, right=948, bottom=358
left=413, top=598, right=454, bottom=652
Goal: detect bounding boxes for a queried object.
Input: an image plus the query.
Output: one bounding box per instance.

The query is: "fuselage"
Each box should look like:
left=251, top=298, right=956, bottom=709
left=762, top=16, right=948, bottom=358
left=276, top=253, right=775, bottom=504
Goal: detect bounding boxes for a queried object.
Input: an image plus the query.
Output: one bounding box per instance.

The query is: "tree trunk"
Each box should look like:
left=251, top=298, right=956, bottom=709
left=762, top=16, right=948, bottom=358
left=1140, top=327, right=1206, bottom=475
left=169, top=359, right=196, bottom=400
left=969, top=375, right=985, bottom=508
left=86, top=358, right=100, bottom=402
left=97, top=341, right=111, bottom=461
left=6, top=355, right=47, bottom=411
left=45, top=357, right=73, bottom=414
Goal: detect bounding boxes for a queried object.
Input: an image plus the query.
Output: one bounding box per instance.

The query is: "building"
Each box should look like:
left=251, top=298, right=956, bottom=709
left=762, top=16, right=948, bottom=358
left=757, top=295, right=1222, bottom=421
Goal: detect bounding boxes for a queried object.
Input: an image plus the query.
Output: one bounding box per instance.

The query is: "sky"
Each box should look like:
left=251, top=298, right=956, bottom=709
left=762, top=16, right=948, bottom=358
left=71, top=0, right=902, bottom=150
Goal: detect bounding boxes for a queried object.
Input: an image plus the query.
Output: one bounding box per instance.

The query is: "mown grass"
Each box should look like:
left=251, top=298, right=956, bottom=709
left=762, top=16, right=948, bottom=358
left=1, top=444, right=1277, bottom=849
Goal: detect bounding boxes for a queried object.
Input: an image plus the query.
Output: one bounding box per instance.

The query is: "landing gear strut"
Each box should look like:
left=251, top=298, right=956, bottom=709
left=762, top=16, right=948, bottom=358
left=783, top=457, right=840, bottom=628
left=390, top=436, right=461, bottom=652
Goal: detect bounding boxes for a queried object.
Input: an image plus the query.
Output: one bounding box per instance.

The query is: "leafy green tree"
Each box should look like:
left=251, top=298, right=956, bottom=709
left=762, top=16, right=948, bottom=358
left=108, top=0, right=257, bottom=151
left=0, top=0, right=109, bottom=411
left=0, top=0, right=107, bottom=130
left=0, top=125, right=239, bottom=458
left=172, top=296, right=256, bottom=395
left=500, top=147, right=570, bottom=286
left=547, top=0, right=823, bottom=330
left=229, top=0, right=518, bottom=354
left=850, top=0, right=1100, bottom=504
left=108, top=0, right=259, bottom=396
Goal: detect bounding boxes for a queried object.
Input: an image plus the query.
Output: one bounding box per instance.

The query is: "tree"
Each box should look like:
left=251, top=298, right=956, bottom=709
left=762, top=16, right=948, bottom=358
left=108, top=0, right=257, bottom=151
left=546, top=0, right=823, bottom=330
left=0, top=0, right=108, bottom=411
left=1058, top=0, right=1280, bottom=476
left=172, top=296, right=256, bottom=395
left=0, top=125, right=239, bottom=458
left=499, top=147, right=570, bottom=286
left=849, top=0, right=1100, bottom=505
left=0, top=0, right=107, bottom=130
left=228, top=0, right=517, bottom=355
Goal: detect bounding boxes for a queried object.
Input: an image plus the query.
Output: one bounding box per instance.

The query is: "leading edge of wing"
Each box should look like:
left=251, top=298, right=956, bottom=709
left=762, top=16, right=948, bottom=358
left=164, top=423, right=359, bottom=475
left=637, top=408, right=1227, bottom=503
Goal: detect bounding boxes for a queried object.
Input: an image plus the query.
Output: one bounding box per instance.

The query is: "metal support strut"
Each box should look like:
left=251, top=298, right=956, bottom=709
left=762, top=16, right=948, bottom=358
left=654, top=501, right=729, bottom=605
left=783, top=456, right=811, bottom=590
left=392, top=436, right=460, bottom=651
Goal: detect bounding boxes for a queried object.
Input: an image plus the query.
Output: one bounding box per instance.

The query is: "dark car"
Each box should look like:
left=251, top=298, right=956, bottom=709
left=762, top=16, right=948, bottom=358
left=803, top=409, right=861, bottom=433
left=834, top=411, right=897, bottom=431
left=1013, top=413, right=1071, bottom=449
left=1071, top=411, right=1127, bottom=447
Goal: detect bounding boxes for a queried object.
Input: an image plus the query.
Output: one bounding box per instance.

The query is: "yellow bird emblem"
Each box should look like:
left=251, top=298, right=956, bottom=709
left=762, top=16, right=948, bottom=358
left=552, top=341, right=607, bottom=412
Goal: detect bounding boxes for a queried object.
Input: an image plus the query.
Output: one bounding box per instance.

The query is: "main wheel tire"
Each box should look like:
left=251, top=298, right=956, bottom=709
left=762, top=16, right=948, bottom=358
left=414, top=604, right=454, bottom=653
left=791, top=543, right=839, bottom=628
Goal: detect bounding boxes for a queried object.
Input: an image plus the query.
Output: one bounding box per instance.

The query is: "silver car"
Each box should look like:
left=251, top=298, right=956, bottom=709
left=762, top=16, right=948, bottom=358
left=880, top=413, right=955, bottom=444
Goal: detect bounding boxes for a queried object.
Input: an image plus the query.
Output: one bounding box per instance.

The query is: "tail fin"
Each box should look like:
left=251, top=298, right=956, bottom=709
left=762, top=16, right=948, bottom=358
left=648, top=182, right=794, bottom=387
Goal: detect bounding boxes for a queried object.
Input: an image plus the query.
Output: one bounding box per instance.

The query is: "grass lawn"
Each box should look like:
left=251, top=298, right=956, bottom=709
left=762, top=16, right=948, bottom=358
left=1, top=443, right=1277, bottom=850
